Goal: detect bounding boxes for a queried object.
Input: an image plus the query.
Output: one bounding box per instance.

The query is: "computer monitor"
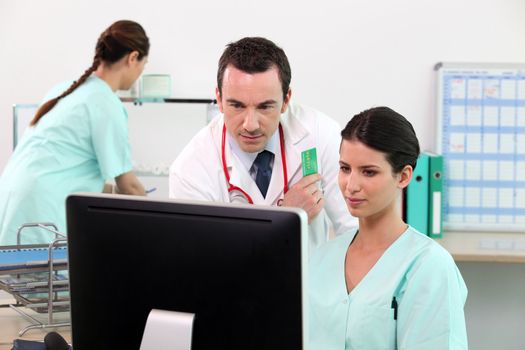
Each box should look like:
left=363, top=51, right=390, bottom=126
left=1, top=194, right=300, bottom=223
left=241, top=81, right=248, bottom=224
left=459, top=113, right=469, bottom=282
left=66, top=193, right=308, bottom=349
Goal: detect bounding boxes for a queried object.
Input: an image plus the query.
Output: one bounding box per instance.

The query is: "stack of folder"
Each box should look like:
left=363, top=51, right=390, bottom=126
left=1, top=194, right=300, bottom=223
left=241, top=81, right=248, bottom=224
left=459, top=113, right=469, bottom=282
left=405, top=152, right=444, bottom=238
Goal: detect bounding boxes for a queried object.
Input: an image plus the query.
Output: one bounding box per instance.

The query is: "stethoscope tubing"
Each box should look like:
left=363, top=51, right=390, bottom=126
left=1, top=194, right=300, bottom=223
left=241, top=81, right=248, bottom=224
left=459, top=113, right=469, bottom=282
left=221, top=124, right=288, bottom=204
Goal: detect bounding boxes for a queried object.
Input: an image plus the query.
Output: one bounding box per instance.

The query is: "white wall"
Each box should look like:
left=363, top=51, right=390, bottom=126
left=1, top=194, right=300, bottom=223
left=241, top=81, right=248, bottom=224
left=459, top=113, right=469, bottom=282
left=2, top=0, right=525, bottom=169
left=1, top=1, right=525, bottom=348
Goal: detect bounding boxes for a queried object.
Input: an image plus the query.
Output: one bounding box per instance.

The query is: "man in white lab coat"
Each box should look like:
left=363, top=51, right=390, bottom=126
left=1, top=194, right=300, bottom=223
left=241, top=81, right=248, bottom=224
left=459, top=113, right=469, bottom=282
left=169, top=37, right=356, bottom=251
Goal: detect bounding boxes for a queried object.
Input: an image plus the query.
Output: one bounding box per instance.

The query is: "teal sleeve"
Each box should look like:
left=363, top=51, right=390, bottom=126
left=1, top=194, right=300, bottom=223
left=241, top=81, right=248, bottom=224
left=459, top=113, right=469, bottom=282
left=397, top=249, right=468, bottom=350
left=89, top=94, right=132, bottom=180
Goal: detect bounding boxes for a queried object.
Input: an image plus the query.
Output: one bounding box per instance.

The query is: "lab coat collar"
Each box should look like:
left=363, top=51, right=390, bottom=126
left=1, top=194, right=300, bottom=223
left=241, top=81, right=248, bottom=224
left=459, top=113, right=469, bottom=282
left=214, top=105, right=311, bottom=204
left=227, top=127, right=279, bottom=175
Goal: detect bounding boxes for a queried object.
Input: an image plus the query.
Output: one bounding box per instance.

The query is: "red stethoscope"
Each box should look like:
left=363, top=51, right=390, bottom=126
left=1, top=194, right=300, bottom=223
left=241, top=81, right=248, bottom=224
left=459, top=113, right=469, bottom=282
left=221, top=124, right=288, bottom=204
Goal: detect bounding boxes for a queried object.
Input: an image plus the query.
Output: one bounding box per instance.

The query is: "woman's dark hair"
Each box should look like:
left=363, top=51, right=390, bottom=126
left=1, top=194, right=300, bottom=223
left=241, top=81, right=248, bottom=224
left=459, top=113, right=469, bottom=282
left=30, top=20, right=149, bottom=126
left=341, top=106, right=420, bottom=173
left=217, top=37, right=291, bottom=100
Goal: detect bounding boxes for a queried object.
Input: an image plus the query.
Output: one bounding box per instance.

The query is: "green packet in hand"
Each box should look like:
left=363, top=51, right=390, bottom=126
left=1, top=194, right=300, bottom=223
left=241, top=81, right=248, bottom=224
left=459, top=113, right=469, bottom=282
left=301, top=148, right=318, bottom=176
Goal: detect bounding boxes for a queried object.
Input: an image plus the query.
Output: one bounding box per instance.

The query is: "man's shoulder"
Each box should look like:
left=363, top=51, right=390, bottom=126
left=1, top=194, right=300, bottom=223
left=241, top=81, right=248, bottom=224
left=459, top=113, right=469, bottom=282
left=285, top=103, right=340, bottom=131
left=185, top=117, right=221, bottom=150
left=281, top=103, right=341, bottom=146
left=172, top=118, right=221, bottom=170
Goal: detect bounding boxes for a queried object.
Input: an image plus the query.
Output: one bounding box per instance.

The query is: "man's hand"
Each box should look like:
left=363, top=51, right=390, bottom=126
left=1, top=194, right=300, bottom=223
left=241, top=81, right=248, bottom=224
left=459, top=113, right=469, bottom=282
left=281, top=174, right=324, bottom=223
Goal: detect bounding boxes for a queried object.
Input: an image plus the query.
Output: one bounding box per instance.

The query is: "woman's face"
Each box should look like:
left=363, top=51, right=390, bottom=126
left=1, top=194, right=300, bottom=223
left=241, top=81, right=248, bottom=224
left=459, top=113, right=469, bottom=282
left=338, top=139, right=410, bottom=220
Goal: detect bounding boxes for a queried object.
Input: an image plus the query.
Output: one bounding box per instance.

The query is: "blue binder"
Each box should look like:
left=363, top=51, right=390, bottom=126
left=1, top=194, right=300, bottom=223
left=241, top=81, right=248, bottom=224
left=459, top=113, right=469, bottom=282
left=406, top=153, right=430, bottom=235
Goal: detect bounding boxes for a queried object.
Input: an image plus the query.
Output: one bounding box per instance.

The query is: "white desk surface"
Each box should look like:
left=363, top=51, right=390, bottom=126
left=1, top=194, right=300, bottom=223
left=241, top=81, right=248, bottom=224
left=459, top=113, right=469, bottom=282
left=0, top=292, right=71, bottom=350
left=438, top=231, right=525, bottom=263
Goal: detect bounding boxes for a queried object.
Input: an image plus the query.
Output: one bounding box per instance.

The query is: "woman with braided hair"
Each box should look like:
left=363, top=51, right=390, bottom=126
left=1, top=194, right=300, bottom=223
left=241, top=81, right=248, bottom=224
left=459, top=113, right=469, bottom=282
left=0, top=20, right=149, bottom=245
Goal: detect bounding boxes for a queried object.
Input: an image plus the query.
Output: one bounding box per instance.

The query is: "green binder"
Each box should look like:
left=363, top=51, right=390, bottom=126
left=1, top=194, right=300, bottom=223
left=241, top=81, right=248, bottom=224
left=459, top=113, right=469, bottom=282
left=406, top=154, right=430, bottom=235
left=427, top=153, right=444, bottom=238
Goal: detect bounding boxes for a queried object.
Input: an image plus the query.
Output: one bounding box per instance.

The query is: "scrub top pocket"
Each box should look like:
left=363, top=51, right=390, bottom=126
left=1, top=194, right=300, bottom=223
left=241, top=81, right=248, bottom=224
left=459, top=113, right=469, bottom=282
left=350, top=304, right=397, bottom=350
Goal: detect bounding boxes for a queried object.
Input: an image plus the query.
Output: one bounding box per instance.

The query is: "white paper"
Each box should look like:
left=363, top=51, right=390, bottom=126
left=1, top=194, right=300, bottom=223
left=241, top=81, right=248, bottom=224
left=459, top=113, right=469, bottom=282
left=465, top=187, right=481, bottom=207
left=498, top=215, right=514, bottom=223
left=451, top=78, right=466, bottom=99
left=482, top=188, right=497, bottom=208
left=481, top=215, right=497, bottom=223
left=465, top=160, right=481, bottom=180
left=482, top=160, right=498, bottom=181
left=449, top=133, right=466, bottom=153
left=518, top=107, right=525, bottom=126
left=483, top=79, right=500, bottom=99
left=516, top=189, right=525, bottom=208
left=448, top=186, right=465, bottom=206
left=499, top=188, right=514, bottom=208
left=447, top=214, right=463, bottom=223
left=483, top=133, right=498, bottom=153
left=499, top=134, right=515, bottom=154
left=467, top=79, right=483, bottom=99
left=498, top=161, right=514, bottom=181
left=500, top=107, right=516, bottom=127
left=448, top=160, right=465, bottom=180
left=483, top=106, right=499, bottom=126
left=516, top=161, right=525, bottom=181
left=518, top=80, right=525, bottom=100
left=465, top=214, right=481, bottom=223
left=517, top=134, right=525, bottom=154
left=466, top=133, right=482, bottom=153
left=450, top=106, right=465, bottom=125
left=466, top=105, right=482, bottom=126
left=501, top=79, right=516, bottom=99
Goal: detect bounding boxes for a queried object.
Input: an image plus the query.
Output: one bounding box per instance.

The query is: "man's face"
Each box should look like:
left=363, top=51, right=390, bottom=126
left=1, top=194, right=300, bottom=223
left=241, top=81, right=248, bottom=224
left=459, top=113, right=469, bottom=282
left=217, top=65, right=291, bottom=153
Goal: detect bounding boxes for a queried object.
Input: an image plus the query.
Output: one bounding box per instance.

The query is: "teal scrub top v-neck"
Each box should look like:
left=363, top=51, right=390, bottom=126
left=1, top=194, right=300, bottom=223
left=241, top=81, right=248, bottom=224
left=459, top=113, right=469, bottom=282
left=309, top=226, right=468, bottom=349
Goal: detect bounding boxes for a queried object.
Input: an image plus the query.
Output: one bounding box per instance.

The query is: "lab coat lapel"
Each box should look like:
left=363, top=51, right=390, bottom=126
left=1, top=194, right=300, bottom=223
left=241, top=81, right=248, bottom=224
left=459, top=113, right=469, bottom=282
left=266, top=110, right=308, bottom=204
left=265, top=149, right=285, bottom=204
left=227, top=145, right=265, bottom=203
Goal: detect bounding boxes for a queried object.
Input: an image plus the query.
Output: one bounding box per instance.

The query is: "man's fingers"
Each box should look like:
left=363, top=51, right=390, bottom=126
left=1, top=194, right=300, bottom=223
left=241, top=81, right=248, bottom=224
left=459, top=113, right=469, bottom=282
left=299, top=173, right=322, bottom=187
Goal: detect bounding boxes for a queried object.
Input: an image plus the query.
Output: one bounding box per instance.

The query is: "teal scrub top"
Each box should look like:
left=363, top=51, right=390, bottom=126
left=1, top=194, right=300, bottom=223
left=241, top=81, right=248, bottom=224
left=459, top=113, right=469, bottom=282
left=0, top=76, right=132, bottom=245
left=309, top=226, right=468, bottom=350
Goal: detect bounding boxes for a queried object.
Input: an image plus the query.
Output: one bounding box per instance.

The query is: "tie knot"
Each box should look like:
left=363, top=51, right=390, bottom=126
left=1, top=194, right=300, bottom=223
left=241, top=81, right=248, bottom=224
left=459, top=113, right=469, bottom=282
left=254, top=150, right=273, bottom=171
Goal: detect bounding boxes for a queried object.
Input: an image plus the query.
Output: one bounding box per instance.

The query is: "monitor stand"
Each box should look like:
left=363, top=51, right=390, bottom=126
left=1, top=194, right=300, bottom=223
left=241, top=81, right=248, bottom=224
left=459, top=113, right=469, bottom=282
left=140, top=309, right=195, bottom=350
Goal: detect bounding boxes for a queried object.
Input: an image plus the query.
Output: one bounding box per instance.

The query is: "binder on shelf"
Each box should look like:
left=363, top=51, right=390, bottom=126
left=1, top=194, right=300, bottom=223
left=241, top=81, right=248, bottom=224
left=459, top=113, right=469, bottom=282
left=406, top=153, right=430, bottom=235
left=427, top=153, right=444, bottom=238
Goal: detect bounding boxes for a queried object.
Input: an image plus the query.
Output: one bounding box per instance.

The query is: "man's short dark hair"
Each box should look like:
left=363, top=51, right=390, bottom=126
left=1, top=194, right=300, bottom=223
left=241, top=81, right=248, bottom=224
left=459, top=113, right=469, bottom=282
left=217, top=37, right=291, bottom=100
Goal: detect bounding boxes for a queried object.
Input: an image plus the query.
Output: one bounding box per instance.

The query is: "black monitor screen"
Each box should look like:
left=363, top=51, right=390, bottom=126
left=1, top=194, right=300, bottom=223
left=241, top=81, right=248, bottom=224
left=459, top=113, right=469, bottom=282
left=66, top=193, right=307, bottom=350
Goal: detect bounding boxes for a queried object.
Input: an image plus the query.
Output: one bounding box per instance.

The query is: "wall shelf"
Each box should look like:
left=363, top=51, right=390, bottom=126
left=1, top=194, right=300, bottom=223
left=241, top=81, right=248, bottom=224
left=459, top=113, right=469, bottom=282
left=437, top=231, right=525, bottom=263
left=120, top=97, right=215, bottom=105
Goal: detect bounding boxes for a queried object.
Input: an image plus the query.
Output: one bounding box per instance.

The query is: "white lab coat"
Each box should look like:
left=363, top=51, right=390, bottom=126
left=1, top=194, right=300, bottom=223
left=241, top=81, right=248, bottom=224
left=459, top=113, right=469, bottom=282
left=169, top=103, right=357, bottom=252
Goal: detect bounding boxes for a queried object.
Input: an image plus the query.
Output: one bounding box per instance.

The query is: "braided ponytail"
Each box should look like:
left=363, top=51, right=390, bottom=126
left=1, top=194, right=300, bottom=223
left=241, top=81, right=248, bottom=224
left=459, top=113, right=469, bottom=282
left=30, top=59, right=101, bottom=126
left=30, top=20, right=149, bottom=126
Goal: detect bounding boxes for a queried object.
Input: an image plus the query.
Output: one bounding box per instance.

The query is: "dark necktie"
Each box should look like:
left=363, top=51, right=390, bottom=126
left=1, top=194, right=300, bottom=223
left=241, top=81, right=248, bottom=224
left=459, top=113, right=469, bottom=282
left=253, top=150, right=274, bottom=198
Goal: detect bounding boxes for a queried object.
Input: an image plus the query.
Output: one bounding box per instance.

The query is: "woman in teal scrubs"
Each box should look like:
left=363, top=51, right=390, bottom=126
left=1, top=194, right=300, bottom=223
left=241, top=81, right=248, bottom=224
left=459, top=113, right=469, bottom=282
left=309, top=107, right=468, bottom=349
left=0, top=20, right=149, bottom=245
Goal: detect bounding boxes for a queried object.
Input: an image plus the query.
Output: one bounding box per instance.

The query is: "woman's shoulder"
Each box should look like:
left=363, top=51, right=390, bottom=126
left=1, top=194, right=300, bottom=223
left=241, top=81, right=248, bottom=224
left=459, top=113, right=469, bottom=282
left=403, top=226, right=458, bottom=273
left=82, top=76, right=119, bottom=100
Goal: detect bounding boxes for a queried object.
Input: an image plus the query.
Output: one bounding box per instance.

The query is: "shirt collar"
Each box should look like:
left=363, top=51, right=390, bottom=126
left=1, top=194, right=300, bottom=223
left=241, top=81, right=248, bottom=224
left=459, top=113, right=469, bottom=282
left=227, top=127, right=279, bottom=173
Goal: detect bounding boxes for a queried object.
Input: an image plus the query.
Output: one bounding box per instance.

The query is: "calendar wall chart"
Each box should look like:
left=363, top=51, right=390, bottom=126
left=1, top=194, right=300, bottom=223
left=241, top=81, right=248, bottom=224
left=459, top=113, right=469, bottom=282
left=436, top=63, right=525, bottom=231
